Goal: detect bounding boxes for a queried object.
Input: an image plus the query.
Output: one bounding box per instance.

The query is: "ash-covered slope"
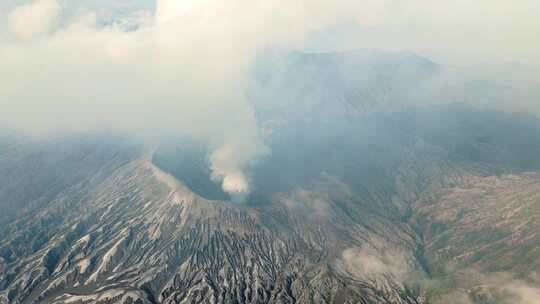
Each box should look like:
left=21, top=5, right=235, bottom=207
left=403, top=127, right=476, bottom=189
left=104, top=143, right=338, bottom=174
left=0, top=146, right=425, bottom=304
left=0, top=134, right=140, bottom=225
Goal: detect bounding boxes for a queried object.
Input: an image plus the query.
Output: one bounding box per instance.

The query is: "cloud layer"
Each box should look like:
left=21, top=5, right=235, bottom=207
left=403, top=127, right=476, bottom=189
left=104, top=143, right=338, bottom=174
left=1, top=0, right=539, bottom=195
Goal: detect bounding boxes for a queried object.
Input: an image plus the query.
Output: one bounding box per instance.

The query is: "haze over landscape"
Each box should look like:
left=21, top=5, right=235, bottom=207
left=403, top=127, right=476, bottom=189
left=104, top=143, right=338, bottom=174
left=1, top=1, right=540, bottom=303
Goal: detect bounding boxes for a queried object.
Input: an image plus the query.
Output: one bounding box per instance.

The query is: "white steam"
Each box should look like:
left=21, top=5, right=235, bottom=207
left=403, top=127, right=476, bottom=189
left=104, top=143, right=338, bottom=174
left=209, top=143, right=263, bottom=200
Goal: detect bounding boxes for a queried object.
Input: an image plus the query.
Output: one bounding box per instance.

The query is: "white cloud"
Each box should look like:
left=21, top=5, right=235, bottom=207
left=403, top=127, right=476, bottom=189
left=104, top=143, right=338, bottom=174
left=7, top=0, right=60, bottom=39
left=338, top=246, right=412, bottom=281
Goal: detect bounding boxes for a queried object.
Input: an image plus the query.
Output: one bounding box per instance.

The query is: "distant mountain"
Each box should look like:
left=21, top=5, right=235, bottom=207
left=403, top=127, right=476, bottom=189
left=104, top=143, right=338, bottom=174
left=249, top=50, right=440, bottom=122
left=250, top=50, right=540, bottom=123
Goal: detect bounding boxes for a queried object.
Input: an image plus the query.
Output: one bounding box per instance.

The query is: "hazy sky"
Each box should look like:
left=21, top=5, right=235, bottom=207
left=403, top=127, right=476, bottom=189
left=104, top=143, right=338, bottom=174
left=0, top=0, right=539, bottom=195
left=2, top=0, right=538, bottom=64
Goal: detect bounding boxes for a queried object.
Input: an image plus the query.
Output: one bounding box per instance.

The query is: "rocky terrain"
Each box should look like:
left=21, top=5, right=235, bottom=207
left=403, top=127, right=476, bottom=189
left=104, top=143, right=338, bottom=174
left=0, top=141, right=425, bottom=304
